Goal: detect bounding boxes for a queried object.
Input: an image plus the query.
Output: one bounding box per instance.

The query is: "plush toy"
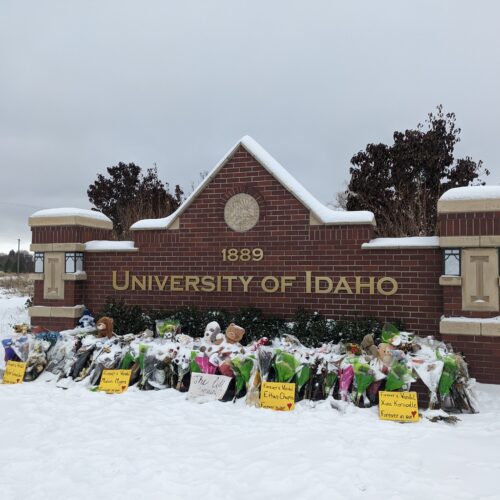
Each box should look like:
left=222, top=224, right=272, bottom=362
left=361, top=334, right=395, bottom=368
left=378, top=343, right=395, bottom=367
left=361, top=334, right=379, bottom=358
left=155, top=320, right=181, bottom=340
left=14, top=323, right=30, bottom=334
left=96, top=317, right=115, bottom=339
left=175, top=333, right=193, bottom=345
left=24, top=340, right=51, bottom=381
left=204, top=321, right=220, bottom=339
left=250, top=337, right=269, bottom=351
left=225, top=323, right=245, bottom=344
left=78, top=309, right=95, bottom=329
left=204, top=321, right=225, bottom=345
left=281, top=334, right=302, bottom=348
left=346, top=343, right=362, bottom=356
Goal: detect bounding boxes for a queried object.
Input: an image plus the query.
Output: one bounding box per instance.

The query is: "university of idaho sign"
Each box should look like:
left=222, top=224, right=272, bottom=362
left=28, top=136, right=500, bottom=383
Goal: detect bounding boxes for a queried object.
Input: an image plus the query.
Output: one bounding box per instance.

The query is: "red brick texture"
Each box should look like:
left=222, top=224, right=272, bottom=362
left=32, top=226, right=112, bottom=244
left=439, top=212, right=500, bottom=237
left=441, top=334, right=500, bottom=385
left=34, top=280, right=85, bottom=308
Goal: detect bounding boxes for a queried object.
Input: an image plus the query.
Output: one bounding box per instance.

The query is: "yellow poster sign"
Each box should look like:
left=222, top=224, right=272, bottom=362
left=379, top=391, right=419, bottom=422
left=260, top=382, right=295, bottom=411
left=2, top=361, right=27, bottom=384
left=99, top=369, right=132, bottom=394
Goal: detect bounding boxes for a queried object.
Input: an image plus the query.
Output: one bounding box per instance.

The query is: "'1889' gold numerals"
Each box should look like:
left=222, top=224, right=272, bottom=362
left=221, top=248, right=263, bottom=262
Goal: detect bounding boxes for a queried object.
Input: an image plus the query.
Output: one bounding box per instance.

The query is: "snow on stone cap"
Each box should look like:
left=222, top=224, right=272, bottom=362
left=362, top=236, right=440, bottom=249
left=438, top=185, right=500, bottom=213
left=131, top=136, right=375, bottom=230
left=441, top=315, right=500, bottom=323
left=439, top=185, right=500, bottom=202
left=30, top=207, right=111, bottom=222
left=131, top=212, right=177, bottom=230
left=85, top=240, right=137, bottom=252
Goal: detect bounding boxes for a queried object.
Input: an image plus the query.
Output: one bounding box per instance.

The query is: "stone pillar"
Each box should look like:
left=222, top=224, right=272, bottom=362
left=438, top=188, right=500, bottom=383
left=28, top=209, right=113, bottom=331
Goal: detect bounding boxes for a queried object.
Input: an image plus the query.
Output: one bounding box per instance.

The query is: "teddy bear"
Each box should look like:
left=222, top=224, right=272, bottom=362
left=225, top=323, right=245, bottom=345
left=96, top=316, right=115, bottom=339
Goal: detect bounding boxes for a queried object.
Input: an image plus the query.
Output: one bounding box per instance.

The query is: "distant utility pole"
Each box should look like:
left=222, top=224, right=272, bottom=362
left=17, top=238, right=20, bottom=274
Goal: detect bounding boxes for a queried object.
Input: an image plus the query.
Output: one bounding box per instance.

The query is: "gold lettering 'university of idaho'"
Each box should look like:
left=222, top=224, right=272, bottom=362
left=111, top=271, right=398, bottom=295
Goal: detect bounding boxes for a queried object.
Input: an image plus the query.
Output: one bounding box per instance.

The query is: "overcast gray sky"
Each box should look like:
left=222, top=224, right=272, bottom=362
left=1, top=0, right=499, bottom=254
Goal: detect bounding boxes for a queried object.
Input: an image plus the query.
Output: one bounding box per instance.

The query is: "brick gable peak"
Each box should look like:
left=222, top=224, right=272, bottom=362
left=131, top=135, right=375, bottom=230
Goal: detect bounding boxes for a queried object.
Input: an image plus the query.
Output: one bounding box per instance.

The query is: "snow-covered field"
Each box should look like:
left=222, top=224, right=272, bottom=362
left=0, top=290, right=29, bottom=369
left=1, top=292, right=500, bottom=500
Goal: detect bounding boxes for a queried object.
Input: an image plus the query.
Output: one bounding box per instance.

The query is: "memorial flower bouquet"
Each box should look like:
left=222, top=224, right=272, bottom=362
left=385, top=360, right=415, bottom=391
left=295, top=363, right=312, bottom=396
left=438, top=353, right=459, bottom=400
left=192, top=353, right=218, bottom=375
left=245, top=362, right=262, bottom=407
left=231, top=355, right=255, bottom=398
left=173, top=347, right=191, bottom=390
left=256, top=346, right=274, bottom=382
left=323, top=362, right=339, bottom=399
left=273, top=350, right=300, bottom=383
left=338, top=363, right=354, bottom=401
left=410, top=357, right=444, bottom=409
left=351, top=358, right=375, bottom=406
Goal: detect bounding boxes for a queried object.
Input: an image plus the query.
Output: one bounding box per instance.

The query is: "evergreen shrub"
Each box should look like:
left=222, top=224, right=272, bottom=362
left=99, top=298, right=403, bottom=346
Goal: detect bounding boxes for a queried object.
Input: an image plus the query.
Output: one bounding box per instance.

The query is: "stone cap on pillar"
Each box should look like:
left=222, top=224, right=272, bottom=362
left=29, top=208, right=112, bottom=229
left=438, top=186, right=500, bottom=214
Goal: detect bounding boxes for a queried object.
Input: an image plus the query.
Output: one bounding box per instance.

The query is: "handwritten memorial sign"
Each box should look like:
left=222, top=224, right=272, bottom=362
left=260, top=382, right=295, bottom=411
left=379, top=391, right=419, bottom=422
left=188, top=373, right=231, bottom=401
left=99, top=369, right=132, bottom=394
left=2, top=361, right=27, bottom=384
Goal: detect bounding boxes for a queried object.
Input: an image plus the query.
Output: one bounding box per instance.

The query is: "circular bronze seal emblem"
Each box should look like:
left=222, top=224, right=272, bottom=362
left=224, top=193, right=260, bottom=232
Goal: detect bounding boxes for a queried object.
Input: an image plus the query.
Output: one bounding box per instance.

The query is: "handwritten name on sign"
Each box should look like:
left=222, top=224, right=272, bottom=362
left=188, top=373, right=231, bottom=401
left=260, top=382, right=296, bottom=411
left=99, top=369, right=132, bottom=394
left=2, top=361, right=27, bottom=384
left=379, top=391, right=419, bottom=423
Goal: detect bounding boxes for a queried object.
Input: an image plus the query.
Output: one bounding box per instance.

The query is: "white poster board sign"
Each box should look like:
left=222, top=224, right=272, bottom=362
left=188, top=373, right=231, bottom=401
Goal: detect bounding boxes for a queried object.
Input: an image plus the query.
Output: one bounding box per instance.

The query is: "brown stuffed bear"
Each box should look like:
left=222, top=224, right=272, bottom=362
left=96, top=316, right=115, bottom=339
left=225, top=323, right=245, bottom=344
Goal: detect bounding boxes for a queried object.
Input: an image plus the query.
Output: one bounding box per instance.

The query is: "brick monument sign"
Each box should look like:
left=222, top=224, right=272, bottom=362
left=28, top=136, right=500, bottom=383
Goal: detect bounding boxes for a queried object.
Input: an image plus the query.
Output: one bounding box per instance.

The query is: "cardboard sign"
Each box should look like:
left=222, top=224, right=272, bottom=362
left=260, top=382, right=295, bottom=411
left=379, top=391, right=419, bottom=422
left=2, top=361, right=27, bottom=384
left=188, top=373, right=231, bottom=401
left=99, top=369, right=132, bottom=394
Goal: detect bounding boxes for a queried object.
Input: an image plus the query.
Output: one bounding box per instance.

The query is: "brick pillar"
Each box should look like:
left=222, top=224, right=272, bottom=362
left=28, top=209, right=113, bottom=331
left=438, top=188, right=500, bottom=383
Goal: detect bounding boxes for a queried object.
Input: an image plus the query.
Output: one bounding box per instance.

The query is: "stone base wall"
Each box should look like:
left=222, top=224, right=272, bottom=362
left=30, top=316, right=78, bottom=332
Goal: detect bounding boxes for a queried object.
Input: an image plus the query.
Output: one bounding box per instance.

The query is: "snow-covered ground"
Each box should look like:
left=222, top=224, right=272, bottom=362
left=1, top=292, right=500, bottom=500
